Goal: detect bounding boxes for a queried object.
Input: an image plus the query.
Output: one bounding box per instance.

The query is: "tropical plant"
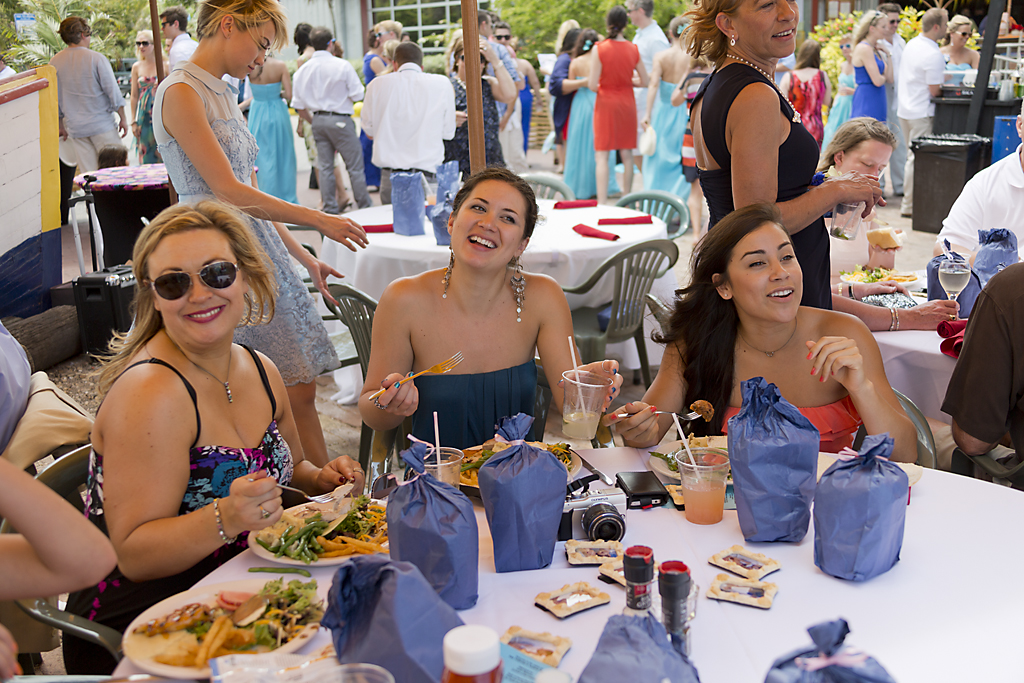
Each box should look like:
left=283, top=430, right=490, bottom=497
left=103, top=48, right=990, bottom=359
left=809, top=11, right=861, bottom=93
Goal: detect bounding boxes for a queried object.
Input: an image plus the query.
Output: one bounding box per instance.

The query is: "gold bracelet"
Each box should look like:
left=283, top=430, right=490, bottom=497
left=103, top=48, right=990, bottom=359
left=213, top=498, right=237, bottom=545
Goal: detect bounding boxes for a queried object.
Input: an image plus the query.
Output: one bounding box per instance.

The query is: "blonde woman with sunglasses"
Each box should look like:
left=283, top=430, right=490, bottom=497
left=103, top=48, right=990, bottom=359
left=62, top=203, right=363, bottom=674
left=129, top=30, right=168, bottom=163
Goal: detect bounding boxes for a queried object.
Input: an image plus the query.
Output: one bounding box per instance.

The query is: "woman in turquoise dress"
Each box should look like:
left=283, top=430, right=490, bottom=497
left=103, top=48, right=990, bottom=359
left=247, top=56, right=297, bottom=203
left=129, top=30, right=165, bottom=164
left=563, top=30, right=619, bottom=201
left=152, top=0, right=369, bottom=470
left=359, top=167, right=622, bottom=449
left=641, top=16, right=689, bottom=198
left=821, top=35, right=856, bottom=150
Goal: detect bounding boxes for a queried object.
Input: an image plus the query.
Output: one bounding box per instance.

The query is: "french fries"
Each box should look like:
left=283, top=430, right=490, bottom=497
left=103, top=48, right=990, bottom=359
left=317, top=535, right=388, bottom=556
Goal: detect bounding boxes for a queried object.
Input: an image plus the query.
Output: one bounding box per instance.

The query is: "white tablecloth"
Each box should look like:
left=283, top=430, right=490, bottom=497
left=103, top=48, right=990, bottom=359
left=115, top=447, right=1024, bottom=682
left=872, top=330, right=957, bottom=422
left=320, top=200, right=678, bottom=403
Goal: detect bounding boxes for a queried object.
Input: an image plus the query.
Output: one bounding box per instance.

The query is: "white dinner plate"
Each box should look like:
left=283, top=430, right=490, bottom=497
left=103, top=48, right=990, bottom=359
left=840, top=272, right=923, bottom=291
left=817, top=453, right=923, bottom=486
left=122, top=578, right=320, bottom=679
left=649, top=450, right=680, bottom=480
left=247, top=501, right=387, bottom=567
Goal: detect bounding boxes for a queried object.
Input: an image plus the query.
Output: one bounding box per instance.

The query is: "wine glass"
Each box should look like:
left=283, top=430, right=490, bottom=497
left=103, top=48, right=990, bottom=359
left=938, top=259, right=971, bottom=311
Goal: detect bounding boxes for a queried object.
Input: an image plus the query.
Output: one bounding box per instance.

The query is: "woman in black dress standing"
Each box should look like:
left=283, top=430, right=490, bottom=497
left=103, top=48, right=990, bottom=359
left=682, top=0, right=882, bottom=309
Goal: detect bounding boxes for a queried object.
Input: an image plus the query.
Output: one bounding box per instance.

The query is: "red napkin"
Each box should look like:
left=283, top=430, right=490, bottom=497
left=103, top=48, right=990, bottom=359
left=598, top=215, right=654, bottom=225
left=554, top=199, right=598, bottom=209
left=937, top=319, right=967, bottom=338
left=363, top=224, right=393, bottom=233
left=573, top=223, right=620, bottom=241
left=937, top=319, right=967, bottom=359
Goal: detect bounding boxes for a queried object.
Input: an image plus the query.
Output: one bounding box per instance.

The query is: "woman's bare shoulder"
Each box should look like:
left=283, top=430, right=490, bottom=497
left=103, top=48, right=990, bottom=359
left=803, top=306, right=873, bottom=341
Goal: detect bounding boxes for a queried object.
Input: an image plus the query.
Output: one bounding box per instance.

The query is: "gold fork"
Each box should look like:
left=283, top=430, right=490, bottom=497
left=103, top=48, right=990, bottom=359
left=368, top=351, right=464, bottom=401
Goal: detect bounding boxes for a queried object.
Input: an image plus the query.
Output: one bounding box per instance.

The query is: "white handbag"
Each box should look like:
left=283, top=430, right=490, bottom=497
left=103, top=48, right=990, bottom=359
left=638, top=125, right=657, bottom=156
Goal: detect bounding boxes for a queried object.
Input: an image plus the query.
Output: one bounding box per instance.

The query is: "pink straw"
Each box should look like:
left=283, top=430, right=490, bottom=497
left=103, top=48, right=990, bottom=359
left=433, top=411, right=441, bottom=464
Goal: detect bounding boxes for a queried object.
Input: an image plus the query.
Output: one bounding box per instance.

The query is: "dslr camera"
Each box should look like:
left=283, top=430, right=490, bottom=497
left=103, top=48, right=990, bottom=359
left=558, top=475, right=628, bottom=542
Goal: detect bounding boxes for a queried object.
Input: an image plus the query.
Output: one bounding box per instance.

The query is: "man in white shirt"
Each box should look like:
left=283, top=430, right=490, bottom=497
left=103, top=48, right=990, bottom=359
left=879, top=2, right=907, bottom=197
left=49, top=16, right=128, bottom=173
left=160, top=6, right=197, bottom=70
left=291, top=27, right=371, bottom=212
left=934, top=104, right=1024, bottom=260
left=627, top=0, right=669, bottom=174
left=362, top=42, right=456, bottom=204
left=897, top=7, right=947, bottom=217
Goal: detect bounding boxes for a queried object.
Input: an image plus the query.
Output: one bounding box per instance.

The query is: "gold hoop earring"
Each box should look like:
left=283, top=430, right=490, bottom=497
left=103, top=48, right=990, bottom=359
left=510, top=256, right=525, bottom=323
left=442, top=249, right=454, bottom=299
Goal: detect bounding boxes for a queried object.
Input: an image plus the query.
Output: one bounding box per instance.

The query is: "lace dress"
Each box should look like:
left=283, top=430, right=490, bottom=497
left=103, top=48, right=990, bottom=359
left=152, top=62, right=339, bottom=384
left=63, top=347, right=294, bottom=673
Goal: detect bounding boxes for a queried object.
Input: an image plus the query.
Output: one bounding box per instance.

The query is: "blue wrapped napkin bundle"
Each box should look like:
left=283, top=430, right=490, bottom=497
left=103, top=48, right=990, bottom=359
left=578, top=615, right=701, bottom=683
left=814, top=434, right=909, bottom=582
left=479, top=413, right=567, bottom=573
left=765, top=618, right=896, bottom=683
left=386, top=441, right=479, bottom=609
left=727, top=377, right=819, bottom=543
left=323, top=555, right=464, bottom=683
left=973, top=228, right=1019, bottom=288
left=391, top=171, right=426, bottom=236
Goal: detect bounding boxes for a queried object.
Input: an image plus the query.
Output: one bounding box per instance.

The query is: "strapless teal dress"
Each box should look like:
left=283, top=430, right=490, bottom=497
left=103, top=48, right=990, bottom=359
left=411, top=360, right=538, bottom=449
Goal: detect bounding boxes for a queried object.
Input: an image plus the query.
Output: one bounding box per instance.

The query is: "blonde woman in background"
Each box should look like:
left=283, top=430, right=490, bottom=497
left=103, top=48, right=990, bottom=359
left=941, top=15, right=979, bottom=72
left=821, top=33, right=856, bottom=149
left=130, top=29, right=167, bottom=163
left=850, top=11, right=892, bottom=122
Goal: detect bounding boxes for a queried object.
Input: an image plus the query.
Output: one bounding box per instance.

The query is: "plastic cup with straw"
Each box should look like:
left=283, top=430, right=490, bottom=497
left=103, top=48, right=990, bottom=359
left=672, top=413, right=698, bottom=468
left=561, top=335, right=611, bottom=440
left=423, top=410, right=464, bottom=487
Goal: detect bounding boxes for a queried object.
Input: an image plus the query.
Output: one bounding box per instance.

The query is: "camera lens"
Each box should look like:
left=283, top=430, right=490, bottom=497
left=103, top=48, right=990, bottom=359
left=581, top=502, right=625, bottom=541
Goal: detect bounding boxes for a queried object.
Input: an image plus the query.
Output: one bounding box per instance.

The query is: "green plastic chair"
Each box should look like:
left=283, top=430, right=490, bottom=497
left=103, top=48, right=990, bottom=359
left=615, top=190, right=690, bottom=239
left=563, top=239, right=679, bottom=389
left=0, top=446, right=123, bottom=663
left=893, top=390, right=937, bottom=469
left=520, top=172, right=576, bottom=201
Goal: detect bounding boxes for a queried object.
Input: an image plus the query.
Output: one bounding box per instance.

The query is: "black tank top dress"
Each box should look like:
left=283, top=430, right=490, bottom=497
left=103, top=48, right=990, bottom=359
left=692, top=63, right=831, bottom=310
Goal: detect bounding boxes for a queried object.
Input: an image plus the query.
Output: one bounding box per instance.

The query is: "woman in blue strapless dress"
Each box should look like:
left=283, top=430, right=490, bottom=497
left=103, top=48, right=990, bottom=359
left=361, top=33, right=386, bottom=189
left=563, top=30, right=619, bottom=200
left=358, top=168, right=623, bottom=449
left=849, top=12, right=891, bottom=122
left=641, top=17, right=690, bottom=198
left=247, top=58, right=297, bottom=203
left=152, top=3, right=370, bottom=470
left=822, top=36, right=857, bottom=150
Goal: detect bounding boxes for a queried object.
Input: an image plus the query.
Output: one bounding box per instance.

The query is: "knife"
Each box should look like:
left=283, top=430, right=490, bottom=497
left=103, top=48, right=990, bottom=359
left=571, top=449, right=615, bottom=486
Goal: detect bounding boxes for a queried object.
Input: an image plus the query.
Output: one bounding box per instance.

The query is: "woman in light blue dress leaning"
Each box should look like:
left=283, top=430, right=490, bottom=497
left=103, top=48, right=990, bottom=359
left=563, top=29, right=619, bottom=201
left=247, top=56, right=297, bottom=203
left=821, top=33, right=856, bottom=150
left=641, top=15, right=689, bottom=199
left=153, top=0, right=368, bottom=469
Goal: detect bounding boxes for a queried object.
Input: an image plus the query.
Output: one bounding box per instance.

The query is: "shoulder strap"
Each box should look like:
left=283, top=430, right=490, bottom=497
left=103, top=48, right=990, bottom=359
left=122, top=358, right=201, bottom=450
left=242, top=345, right=277, bottom=418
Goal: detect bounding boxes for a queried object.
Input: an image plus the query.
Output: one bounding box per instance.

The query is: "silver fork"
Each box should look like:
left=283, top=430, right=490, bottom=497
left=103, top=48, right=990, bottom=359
left=276, top=483, right=336, bottom=504
left=611, top=409, right=703, bottom=420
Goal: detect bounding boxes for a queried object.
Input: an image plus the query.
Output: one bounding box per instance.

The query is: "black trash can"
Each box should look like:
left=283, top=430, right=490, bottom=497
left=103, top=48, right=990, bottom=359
left=911, top=134, right=990, bottom=234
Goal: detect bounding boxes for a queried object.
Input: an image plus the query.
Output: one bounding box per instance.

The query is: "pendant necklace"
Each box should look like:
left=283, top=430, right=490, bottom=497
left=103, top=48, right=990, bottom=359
left=726, top=53, right=802, bottom=124
left=738, top=321, right=798, bottom=358
left=169, top=337, right=234, bottom=403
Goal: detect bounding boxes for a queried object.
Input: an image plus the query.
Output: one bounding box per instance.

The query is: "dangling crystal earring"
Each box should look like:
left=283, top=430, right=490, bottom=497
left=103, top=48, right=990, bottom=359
left=510, top=256, right=525, bottom=323
left=730, top=36, right=736, bottom=46
left=442, top=249, right=454, bottom=299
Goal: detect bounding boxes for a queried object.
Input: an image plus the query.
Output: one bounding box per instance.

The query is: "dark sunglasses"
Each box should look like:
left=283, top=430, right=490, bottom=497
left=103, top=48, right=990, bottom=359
left=494, top=34, right=511, bottom=40
left=150, top=262, right=238, bottom=300
left=135, top=40, right=151, bottom=46
left=954, top=30, right=971, bottom=36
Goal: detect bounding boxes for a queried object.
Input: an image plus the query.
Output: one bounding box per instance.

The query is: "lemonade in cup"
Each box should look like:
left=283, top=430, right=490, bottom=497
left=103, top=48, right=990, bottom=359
left=561, top=370, right=613, bottom=440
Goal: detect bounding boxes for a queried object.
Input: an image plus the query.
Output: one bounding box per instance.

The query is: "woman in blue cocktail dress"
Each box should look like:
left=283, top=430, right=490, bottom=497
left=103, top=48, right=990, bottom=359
left=850, top=12, right=891, bottom=122
left=641, top=16, right=689, bottom=198
left=563, top=30, right=618, bottom=200
left=247, top=57, right=297, bottom=203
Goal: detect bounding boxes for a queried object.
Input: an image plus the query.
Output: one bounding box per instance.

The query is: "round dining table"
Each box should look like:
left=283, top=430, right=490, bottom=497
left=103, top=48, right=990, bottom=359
left=319, top=200, right=678, bottom=403
left=872, top=329, right=957, bottom=423
left=112, top=447, right=1024, bottom=682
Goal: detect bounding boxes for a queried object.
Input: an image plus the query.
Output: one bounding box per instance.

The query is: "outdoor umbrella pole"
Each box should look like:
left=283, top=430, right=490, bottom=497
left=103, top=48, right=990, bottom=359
left=967, top=0, right=1006, bottom=135
left=461, top=0, right=486, bottom=175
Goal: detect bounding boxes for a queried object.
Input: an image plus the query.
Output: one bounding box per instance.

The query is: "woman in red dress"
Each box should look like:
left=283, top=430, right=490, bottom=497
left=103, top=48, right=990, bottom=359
left=589, top=6, right=648, bottom=205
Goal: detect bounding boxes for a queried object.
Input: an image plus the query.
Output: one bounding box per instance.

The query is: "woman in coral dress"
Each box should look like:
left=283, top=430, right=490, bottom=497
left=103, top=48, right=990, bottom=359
left=780, top=39, right=831, bottom=147
left=590, top=6, right=648, bottom=204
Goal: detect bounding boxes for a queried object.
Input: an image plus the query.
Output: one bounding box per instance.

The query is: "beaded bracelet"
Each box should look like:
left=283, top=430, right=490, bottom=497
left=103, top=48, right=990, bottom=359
left=213, top=498, right=237, bottom=545
left=888, top=307, right=900, bottom=332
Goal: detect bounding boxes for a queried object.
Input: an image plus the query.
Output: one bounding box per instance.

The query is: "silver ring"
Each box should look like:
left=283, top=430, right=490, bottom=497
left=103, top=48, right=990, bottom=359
left=373, top=397, right=386, bottom=410
left=259, top=505, right=270, bottom=519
